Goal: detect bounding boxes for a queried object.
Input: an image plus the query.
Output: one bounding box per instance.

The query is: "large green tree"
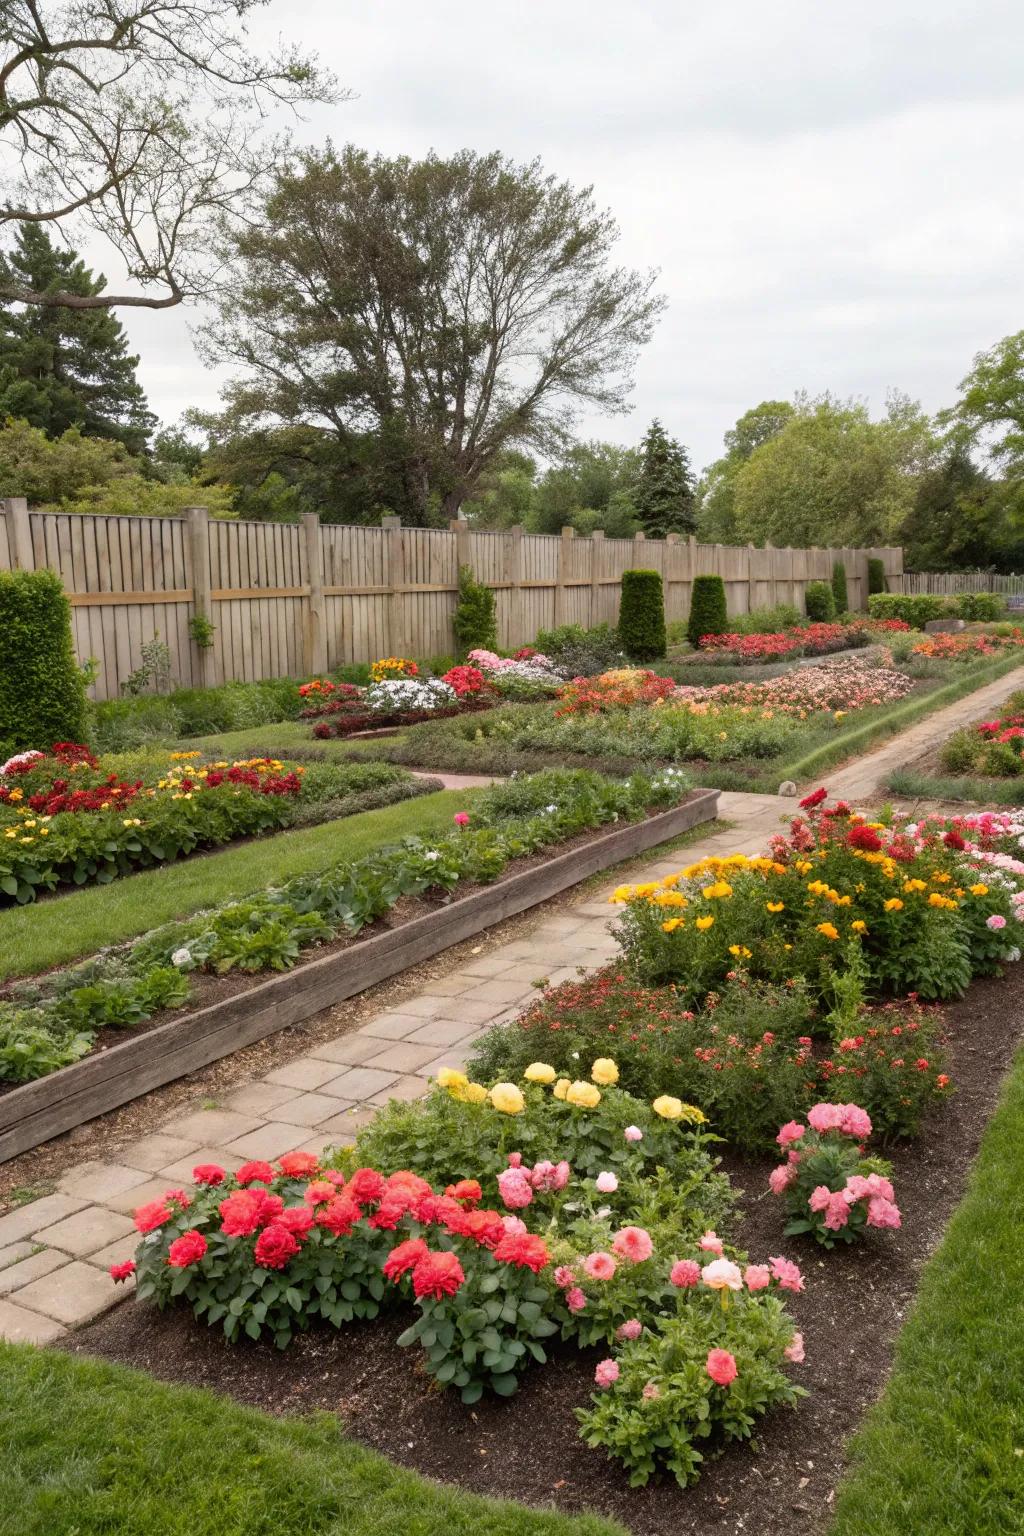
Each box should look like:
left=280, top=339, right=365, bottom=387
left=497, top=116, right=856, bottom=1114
left=527, top=441, right=641, bottom=536
left=940, top=330, right=1024, bottom=473
left=203, top=146, right=664, bottom=526
left=632, top=418, right=696, bottom=536
left=696, top=400, right=795, bottom=542
left=0, top=225, right=156, bottom=452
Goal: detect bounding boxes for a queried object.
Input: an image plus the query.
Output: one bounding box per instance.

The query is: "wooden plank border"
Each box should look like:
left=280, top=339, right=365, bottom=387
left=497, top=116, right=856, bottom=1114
left=0, top=790, right=718, bottom=1162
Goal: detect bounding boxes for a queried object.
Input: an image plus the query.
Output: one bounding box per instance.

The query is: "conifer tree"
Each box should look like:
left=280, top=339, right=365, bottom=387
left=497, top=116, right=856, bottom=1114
left=633, top=418, right=696, bottom=537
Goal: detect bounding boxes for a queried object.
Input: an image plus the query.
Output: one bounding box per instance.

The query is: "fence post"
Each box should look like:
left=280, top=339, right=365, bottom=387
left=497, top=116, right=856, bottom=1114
left=302, top=511, right=327, bottom=676
left=590, top=529, right=605, bottom=626
left=555, top=525, right=574, bottom=626
left=3, top=497, right=32, bottom=571
left=504, top=524, right=523, bottom=645
left=382, top=514, right=406, bottom=658
left=185, top=506, right=213, bottom=687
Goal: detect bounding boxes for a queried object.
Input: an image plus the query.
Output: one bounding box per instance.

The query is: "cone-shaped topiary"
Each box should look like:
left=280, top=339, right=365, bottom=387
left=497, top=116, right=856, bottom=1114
left=867, top=557, right=886, bottom=595
left=686, top=573, right=728, bottom=648
left=452, top=564, right=497, bottom=654
left=831, top=561, right=848, bottom=613
left=804, top=580, right=836, bottom=622
left=0, top=568, right=88, bottom=754
left=618, top=569, right=667, bottom=661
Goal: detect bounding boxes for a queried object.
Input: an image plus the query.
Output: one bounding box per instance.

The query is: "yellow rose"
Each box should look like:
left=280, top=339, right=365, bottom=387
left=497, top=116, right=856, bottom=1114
left=884, top=897, right=904, bottom=911
left=553, top=1077, right=571, bottom=1100
left=851, top=920, right=867, bottom=934
left=565, top=1080, right=601, bottom=1109
left=652, top=1094, right=683, bottom=1120
left=695, top=915, right=714, bottom=932
left=970, top=883, right=989, bottom=897
left=591, top=1058, right=619, bottom=1086
left=437, top=1068, right=469, bottom=1093
left=489, top=1082, right=526, bottom=1115
left=766, top=901, right=785, bottom=913
left=460, top=1082, right=488, bottom=1104
left=524, top=1062, right=556, bottom=1084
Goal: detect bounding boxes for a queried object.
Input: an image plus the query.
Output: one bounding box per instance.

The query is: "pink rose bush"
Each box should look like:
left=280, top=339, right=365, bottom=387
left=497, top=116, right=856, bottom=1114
left=769, top=1105, right=902, bottom=1248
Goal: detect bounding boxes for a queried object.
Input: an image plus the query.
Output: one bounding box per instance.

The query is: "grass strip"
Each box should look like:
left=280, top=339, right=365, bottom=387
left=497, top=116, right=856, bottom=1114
left=886, top=768, right=1024, bottom=806
left=0, top=789, right=473, bottom=983
left=0, top=1342, right=623, bottom=1536
left=829, top=1042, right=1024, bottom=1536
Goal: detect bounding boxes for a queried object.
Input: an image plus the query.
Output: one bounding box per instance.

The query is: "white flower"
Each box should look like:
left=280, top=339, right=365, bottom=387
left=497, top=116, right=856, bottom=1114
left=545, top=804, right=558, bottom=813
left=171, top=947, right=192, bottom=967
left=596, top=1205, right=612, bottom=1219
left=422, top=850, right=440, bottom=862
left=1007, top=947, right=1021, bottom=963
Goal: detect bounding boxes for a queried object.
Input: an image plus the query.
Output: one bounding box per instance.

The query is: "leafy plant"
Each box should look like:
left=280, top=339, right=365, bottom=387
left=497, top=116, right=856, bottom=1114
left=768, top=1103, right=900, bottom=1247
left=617, top=569, right=666, bottom=661
left=122, top=634, right=173, bottom=696
left=831, top=561, right=848, bottom=612
left=452, top=564, right=497, bottom=654
left=804, top=580, right=836, bottom=622
left=867, top=557, right=886, bottom=595
left=0, top=568, right=87, bottom=755
left=686, top=574, right=727, bottom=647
left=188, top=612, right=216, bottom=649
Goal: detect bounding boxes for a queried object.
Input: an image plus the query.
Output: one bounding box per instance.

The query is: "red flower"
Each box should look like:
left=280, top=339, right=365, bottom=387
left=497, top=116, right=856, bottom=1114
left=235, top=1160, right=275, bottom=1185
left=192, top=1163, right=226, bottom=1185
left=445, top=1178, right=483, bottom=1208
left=278, top=1151, right=320, bottom=1178
left=943, top=830, right=966, bottom=850
left=254, top=1222, right=301, bottom=1270
left=347, top=1167, right=387, bottom=1205
left=414, top=1192, right=464, bottom=1225
left=252, top=1192, right=284, bottom=1227
left=383, top=1237, right=430, bottom=1282
left=412, top=1250, right=465, bottom=1299
left=369, top=1197, right=413, bottom=1231
left=847, top=825, right=883, bottom=852
left=493, top=1231, right=551, bottom=1273
left=167, top=1230, right=208, bottom=1268
left=277, top=1206, right=315, bottom=1237
left=449, top=1208, right=506, bottom=1248
left=134, top=1199, right=173, bottom=1234
left=386, top=1170, right=432, bottom=1199
left=218, top=1189, right=264, bottom=1237
left=109, top=1260, right=136, bottom=1283
left=317, top=1194, right=361, bottom=1236
left=799, top=787, right=828, bottom=809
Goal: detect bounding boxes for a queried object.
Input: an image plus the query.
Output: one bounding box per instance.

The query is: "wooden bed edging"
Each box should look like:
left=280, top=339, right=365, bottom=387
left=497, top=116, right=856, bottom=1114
left=0, top=788, right=719, bottom=1163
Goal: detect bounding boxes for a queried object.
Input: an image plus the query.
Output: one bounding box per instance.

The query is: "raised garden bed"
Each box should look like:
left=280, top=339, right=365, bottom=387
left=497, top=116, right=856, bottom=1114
left=0, top=787, right=719, bottom=1162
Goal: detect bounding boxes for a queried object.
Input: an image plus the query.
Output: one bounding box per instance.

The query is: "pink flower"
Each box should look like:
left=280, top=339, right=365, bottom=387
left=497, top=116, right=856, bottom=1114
left=642, top=1381, right=661, bottom=1401
left=497, top=1167, right=534, bottom=1209
left=624, top=1125, right=643, bottom=1143
left=594, top=1359, right=620, bottom=1389
left=134, top=1199, right=172, bottom=1234
left=303, top=1180, right=336, bottom=1206
left=987, top=913, right=1007, bottom=931
left=595, top=1171, right=619, bottom=1194
left=553, top=1265, right=577, bottom=1289
left=583, top=1251, right=617, bottom=1281
left=744, top=1264, right=771, bottom=1292
left=808, top=1185, right=833, bottom=1213
left=235, top=1160, right=275, bottom=1185
left=823, top=1193, right=851, bottom=1230
left=192, top=1164, right=226, bottom=1185
left=109, top=1260, right=135, bottom=1283
left=167, top=1229, right=208, bottom=1268
left=670, top=1259, right=701, bottom=1288
left=706, top=1348, right=738, bottom=1387
left=453, top=811, right=470, bottom=826
left=701, top=1258, right=743, bottom=1292
left=784, top=1331, right=805, bottom=1364
left=843, top=1174, right=873, bottom=1203
left=838, top=1103, right=873, bottom=1140
left=865, top=1171, right=895, bottom=1202
left=866, top=1196, right=902, bottom=1229
left=501, top=1214, right=528, bottom=1235
left=699, top=1231, right=724, bottom=1256
left=769, top=1255, right=805, bottom=1293
left=507, top=1152, right=523, bottom=1168
left=616, top=1319, right=643, bottom=1341
left=807, top=1103, right=845, bottom=1134
left=612, top=1226, right=654, bottom=1264
left=776, top=1120, right=806, bottom=1148
left=565, top=1286, right=587, bottom=1313
left=769, top=1163, right=797, bottom=1196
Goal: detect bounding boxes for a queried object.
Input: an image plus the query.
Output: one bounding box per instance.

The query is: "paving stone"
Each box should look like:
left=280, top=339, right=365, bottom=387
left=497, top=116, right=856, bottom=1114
left=309, top=1032, right=393, bottom=1065
left=492, top=962, right=554, bottom=983
left=457, top=953, right=516, bottom=977
left=58, top=1161, right=152, bottom=1202
left=369, top=1074, right=432, bottom=1107
left=316, top=1106, right=381, bottom=1141
left=403, top=1018, right=481, bottom=1048
left=273, top=1092, right=353, bottom=1127
left=157, top=1147, right=245, bottom=1182
left=223, top=1081, right=301, bottom=1116
left=0, top=1297, right=68, bottom=1344
left=263, top=1056, right=346, bottom=1092
left=0, top=1247, right=68, bottom=1295
left=224, top=1122, right=312, bottom=1160
left=34, top=1206, right=135, bottom=1258
left=462, top=979, right=535, bottom=1005
left=159, top=1108, right=260, bottom=1145
left=14, top=1259, right=119, bottom=1327
left=357, top=1012, right=424, bottom=1040
left=417, top=1051, right=470, bottom=1079
left=362, top=1040, right=440, bottom=1073
left=114, top=1132, right=202, bottom=1173
left=418, top=975, right=476, bottom=997
left=0, top=1193, right=89, bottom=1249
left=392, top=995, right=446, bottom=1018
left=293, top=1133, right=345, bottom=1162
left=105, top=1176, right=191, bottom=1216
left=0, top=1240, right=36, bottom=1270
left=88, top=1232, right=141, bottom=1271
left=433, top=999, right=502, bottom=1026
left=319, top=1065, right=399, bottom=1101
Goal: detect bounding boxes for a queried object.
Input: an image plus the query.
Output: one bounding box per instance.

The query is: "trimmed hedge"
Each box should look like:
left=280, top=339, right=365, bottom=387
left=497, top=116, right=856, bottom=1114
left=869, top=591, right=1006, bottom=626
left=452, top=564, right=497, bottom=654
left=804, top=580, right=836, bottom=622
left=831, top=561, right=848, bottom=613
left=867, top=557, right=887, bottom=595
left=618, top=569, right=667, bottom=661
left=686, top=574, right=728, bottom=648
left=0, top=568, right=87, bottom=755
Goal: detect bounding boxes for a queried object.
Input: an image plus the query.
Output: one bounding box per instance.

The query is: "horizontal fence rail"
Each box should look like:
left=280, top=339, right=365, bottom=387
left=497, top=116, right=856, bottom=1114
left=0, top=499, right=903, bottom=700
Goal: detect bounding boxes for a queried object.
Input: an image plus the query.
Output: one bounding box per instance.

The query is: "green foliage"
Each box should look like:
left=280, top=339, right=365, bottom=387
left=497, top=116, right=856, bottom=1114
left=0, top=568, right=87, bottom=754
left=633, top=419, right=696, bottom=537
left=526, top=442, right=640, bottom=537
left=90, top=676, right=309, bottom=751
left=534, top=622, right=624, bottom=675
left=121, top=634, right=172, bottom=695
left=831, top=561, right=848, bottom=612
left=696, top=400, right=795, bottom=542
left=867, top=592, right=949, bottom=627
left=867, top=556, right=887, bottom=594
left=617, top=569, right=666, bottom=661
left=898, top=448, right=1004, bottom=572
left=804, top=580, right=836, bottom=621
left=452, top=564, right=497, bottom=654
left=955, top=591, right=1004, bottom=621
left=686, top=574, right=728, bottom=647
left=188, top=612, right=216, bottom=648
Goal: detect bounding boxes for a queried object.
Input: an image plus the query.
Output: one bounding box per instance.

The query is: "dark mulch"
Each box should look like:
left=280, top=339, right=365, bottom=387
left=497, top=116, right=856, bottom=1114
left=65, top=972, right=1024, bottom=1536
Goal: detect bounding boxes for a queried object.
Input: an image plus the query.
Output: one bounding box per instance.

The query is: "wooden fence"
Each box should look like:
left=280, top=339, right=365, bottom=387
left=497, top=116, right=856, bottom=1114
left=902, top=571, right=1024, bottom=595
left=0, top=498, right=903, bottom=700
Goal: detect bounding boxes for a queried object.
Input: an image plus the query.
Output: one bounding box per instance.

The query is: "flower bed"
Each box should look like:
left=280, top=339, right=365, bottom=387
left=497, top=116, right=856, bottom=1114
left=939, top=688, right=1024, bottom=779
left=911, top=630, right=1024, bottom=661
left=695, top=621, right=873, bottom=663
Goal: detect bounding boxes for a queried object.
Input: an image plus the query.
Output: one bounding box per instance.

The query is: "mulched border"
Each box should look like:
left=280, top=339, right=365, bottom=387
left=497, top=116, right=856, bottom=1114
left=66, top=969, right=1024, bottom=1536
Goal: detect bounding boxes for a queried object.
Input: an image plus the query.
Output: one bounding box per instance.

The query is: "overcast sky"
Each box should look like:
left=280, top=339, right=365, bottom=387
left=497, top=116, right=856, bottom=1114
left=115, top=0, right=1024, bottom=472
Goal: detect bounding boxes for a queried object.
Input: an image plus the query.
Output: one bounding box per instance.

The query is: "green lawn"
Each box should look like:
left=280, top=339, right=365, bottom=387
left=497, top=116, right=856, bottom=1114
left=829, top=1042, right=1024, bottom=1536
left=184, top=719, right=367, bottom=758
left=0, top=789, right=474, bottom=982
left=887, top=767, right=1024, bottom=806
left=0, top=1343, right=623, bottom=1536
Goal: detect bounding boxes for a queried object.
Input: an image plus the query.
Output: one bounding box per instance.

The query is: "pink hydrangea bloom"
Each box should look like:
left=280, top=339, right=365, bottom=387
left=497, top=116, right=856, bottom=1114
left=865, top=1172, right=895, bottom=1202
left=701, top=1258, right=743, bottom=1292
left=595, top=1171, right=619, bottom=1194
left=669, top=1259, right=701, bottom=1288
left=866, top=1196, right=902, bottom=1229
left=565, top=1286, right=587, bottom=1313
left=769, top=1255, right=805, bottom=1293
left=744, top=1263, right=771, bottom=1292
left=583, top=1250, right=617, bottom=1281
left=776, top=1120, right=806, bottom=1148
left=624, top=1125, right=643, bottom=1142
left=769, top=1163, right=797, bottom=1195
left=594, top=1358, right=620, bottom=1388
left=612, top=1226, right=654, bottom=1264
left=506, top=1152, right=523, bottom=1168
left=699, top=1231, right=724, bottom=1255
left=616, top=1319, right=643, bottom=1341
left=843, top=1174, right=873, bottom=1203
left=784, top=1331, right=805, bottom=1363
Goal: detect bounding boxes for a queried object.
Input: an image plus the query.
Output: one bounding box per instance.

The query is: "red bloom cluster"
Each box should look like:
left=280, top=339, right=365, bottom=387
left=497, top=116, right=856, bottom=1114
left=441, top=664, right=491, bottom=698
left=847, top=824, right=883, bottom=853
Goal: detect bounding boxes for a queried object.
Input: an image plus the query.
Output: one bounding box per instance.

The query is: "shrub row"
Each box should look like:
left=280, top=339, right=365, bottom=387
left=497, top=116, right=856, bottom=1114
left=868, top=591, right=1006, bottom=626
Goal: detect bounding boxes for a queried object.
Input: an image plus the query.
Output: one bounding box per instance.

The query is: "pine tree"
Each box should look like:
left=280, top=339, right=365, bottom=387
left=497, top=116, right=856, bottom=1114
left=633, top=418, right=696, bottom=537
left=0, top=225, right=155, bottom=454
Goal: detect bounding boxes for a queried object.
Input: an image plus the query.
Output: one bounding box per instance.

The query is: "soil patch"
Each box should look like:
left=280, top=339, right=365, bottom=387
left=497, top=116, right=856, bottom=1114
left=65, top=971, right=1024, bottom=1536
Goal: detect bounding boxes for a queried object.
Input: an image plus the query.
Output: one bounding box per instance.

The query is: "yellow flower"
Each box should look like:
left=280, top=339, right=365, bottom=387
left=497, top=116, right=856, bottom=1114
left=661, top=917, right=683, bottom=933
left=39, top=826, right=49, bottom=835
left=8, top=788, right=22, bottom=802
left=766, top=901, right=785, bottom=913
left=851, top=920, right=867, bottom=934
left=460, top=1082, right=488, bottom=1104
left=970, top=883, right=989, bottom=897
left=928, top=893, right=958, bottom=910
left=695, top=915, right=715, bottom=932
left=702, top=880, right=733, bottom=899
left=903, top=879, right=927, bottom=894
left=565, top=1080, right=601, bottom=1109
left=728, top=944, right=753, bottom=959
left=795, top=859, right=812, bottom=874
left=816, top=922, right=840, bottom=940
left=4, top=828, right=16, bottom=839
left=652, top=1094, right=683, bottom=1120
left=884, top=897, right=904, bottom=911
left=488, top=1082, right=525, bottom=1115
left=23, top=818, right=35, bottom=829
left=609, top=885, right=634, bottom=904
left=591, top=1058, right=619, bottom=1086
left=438, top=1067, right=468, bottom=1089
left=524, top=1062, right=556, bottom=1084
left=553, top=1077, right=571, bottom=1100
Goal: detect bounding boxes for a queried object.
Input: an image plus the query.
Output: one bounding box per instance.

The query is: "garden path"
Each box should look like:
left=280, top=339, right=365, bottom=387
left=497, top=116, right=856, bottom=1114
left=1, top=662, right=1020, bottom=1344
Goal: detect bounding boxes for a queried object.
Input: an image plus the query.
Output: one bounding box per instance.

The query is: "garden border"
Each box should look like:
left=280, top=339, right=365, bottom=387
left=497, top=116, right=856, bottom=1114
left=0, top=788, right=719, bottom=1163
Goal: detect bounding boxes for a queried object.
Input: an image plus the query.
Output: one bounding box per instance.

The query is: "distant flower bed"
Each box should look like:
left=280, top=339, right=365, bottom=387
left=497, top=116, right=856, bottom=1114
left=912, top=629, right=1024, bottom=660
left=555, top=669, right=678, bottom=715
left=696, top=622, right=871, bottom=663
left=673, top=657, right=916, bottom=718
left=939, top=689, right=1024, bottom=778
